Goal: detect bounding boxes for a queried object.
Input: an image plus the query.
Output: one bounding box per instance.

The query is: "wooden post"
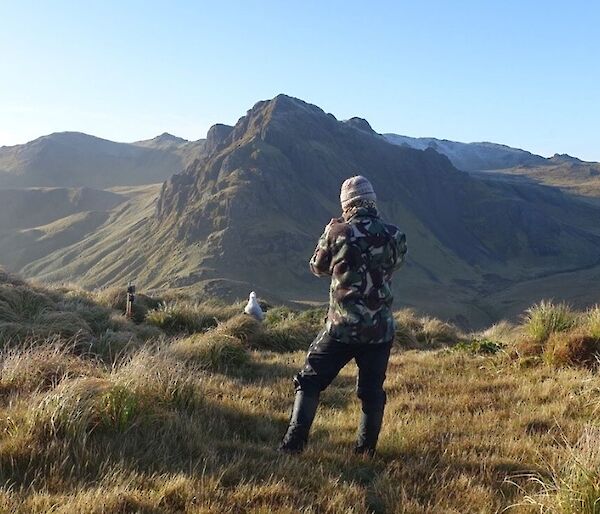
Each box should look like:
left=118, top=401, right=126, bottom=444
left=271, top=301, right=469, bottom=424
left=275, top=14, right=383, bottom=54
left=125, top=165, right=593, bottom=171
left=126, top=282, right=136, bottom=319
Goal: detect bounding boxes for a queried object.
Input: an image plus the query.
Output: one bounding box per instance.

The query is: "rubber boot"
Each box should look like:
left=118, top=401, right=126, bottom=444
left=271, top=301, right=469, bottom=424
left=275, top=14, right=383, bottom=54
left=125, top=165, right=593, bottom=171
left=354, top=402, right=385, bottom=457
left=278, top=391, right=320, bottom=454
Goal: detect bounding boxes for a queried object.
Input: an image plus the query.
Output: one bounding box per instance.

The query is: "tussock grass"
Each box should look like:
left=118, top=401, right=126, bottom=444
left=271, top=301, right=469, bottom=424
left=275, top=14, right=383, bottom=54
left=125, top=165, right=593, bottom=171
left=419, top=316, right=460, bottom=346
left=479, top=320, right=520, bottom=346
left=169, top=332, right=249, bottom=371
left=545, top=330, right=600, bottom=369
left=216, top=313, right=264, bottom=345
left=31, top=376, right=119, bottom=439
left=0, top=340, right=100, bottom=395
left=513, top=301, right=600, bottom=370
left=145, top=300, right=240, bottom=334
left=521, top=425, right=600, bottom=513
left=584, top=305, right=600, bottom=340
left=0, top=277, right=162, bottom=362
left=262, top=307, right=322, bottom=351
left=393, top=309, right=461, bottom=350
left=263, top=318, right=317, bottom=352
left=0, top=283, right=93, bottom=344
left=524, top=300, right=577, bottom=343
left=1, top=272, right=600, bottom=511
left=95, top=286, right=162, bottom=323
left=112, top=349, right=200, bottom=412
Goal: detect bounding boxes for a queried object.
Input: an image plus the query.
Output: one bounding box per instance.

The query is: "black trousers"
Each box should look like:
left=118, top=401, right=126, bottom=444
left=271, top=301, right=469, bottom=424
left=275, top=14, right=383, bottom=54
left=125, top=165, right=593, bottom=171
left=294, top=328, right=392, bottom=406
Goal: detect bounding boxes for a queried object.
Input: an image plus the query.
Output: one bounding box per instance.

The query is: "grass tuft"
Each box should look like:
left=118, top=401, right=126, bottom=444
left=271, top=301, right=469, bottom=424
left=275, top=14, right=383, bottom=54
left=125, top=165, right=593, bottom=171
left=169, top=332, right=249, bottom=371
left=584, top=305, right=600, bottom=340
left=545, top=330, right=600, bottom=369
left=263, top=318, right=317, bottom=352
left=0, top=341, right=100, bottom=395
left=524, top=300, right=577, bottom=343
left=216, top=314, right=264, bottom=346
left=393, top=309, right=460, bottom=349
left=522, top=425, right=600, bottom=513
left=145, top=301, right=220, bottom=334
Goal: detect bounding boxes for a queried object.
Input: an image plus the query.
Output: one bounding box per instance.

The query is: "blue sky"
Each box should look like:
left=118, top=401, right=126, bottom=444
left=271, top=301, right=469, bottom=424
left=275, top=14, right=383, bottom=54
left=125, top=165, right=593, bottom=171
left=2, top=1, right=599, bottom=160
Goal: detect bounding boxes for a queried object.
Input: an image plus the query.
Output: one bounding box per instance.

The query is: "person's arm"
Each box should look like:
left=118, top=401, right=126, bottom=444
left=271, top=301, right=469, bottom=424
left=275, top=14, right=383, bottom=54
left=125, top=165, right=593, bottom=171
left=384, top=227, right=407, bottom=274
left=309, top=218, right=341, bottom=277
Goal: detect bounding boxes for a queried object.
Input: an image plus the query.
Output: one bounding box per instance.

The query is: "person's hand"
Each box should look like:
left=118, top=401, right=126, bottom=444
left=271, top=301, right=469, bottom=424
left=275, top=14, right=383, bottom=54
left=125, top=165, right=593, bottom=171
left=324, top=217, right=340, bottom=232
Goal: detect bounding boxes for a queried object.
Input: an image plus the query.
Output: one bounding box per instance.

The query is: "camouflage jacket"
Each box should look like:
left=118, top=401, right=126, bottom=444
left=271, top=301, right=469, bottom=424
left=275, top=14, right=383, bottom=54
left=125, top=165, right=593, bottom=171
left=309, top=206, right=407, bottom=344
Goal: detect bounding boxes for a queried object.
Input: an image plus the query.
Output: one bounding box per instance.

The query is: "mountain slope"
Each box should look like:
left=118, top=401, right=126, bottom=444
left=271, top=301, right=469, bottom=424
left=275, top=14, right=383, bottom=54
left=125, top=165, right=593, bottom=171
left=477, top=154, right=600, bottom=202
left=157, top=94, right=599, bottom=263
left=3, top=95, right=600, bottom=327
left=147, top=95, right=600, bottom=324
left=384, top=133, right=547, bottom=171
left=0, top=132, right=204, bottom=188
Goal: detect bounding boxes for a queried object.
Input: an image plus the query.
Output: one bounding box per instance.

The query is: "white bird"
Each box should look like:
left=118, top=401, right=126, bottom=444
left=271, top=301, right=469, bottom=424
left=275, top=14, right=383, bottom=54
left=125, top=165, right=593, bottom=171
left=244, top=291, right=264, bottom=321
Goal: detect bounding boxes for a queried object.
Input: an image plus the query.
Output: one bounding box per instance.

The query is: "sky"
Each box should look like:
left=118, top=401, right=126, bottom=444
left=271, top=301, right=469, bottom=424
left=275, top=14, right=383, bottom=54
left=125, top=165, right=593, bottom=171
left=1, top=1, right=599, bottom=160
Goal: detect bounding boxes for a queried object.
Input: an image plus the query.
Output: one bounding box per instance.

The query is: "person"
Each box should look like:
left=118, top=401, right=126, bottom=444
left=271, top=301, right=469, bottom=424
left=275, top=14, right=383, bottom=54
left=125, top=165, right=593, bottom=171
left=278, top=175, right=407, bottom=456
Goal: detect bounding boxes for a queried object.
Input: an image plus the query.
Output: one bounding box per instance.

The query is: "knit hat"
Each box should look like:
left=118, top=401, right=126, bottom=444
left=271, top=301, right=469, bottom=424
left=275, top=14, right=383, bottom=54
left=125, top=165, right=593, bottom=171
left=340, top=175, right=377, bottom=210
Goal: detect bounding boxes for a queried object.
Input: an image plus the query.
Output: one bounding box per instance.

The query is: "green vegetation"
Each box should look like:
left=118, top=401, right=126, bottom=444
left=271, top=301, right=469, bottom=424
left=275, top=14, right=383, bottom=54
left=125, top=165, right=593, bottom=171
left=454, top=338, right=504, bottom=355
left=0, top=270, right=600, bottom=512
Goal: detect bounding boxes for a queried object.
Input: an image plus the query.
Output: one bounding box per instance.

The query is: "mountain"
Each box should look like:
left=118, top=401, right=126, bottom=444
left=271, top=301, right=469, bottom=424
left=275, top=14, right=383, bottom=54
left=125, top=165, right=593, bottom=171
left=476, top=154, right=600, bottom=202
left=133, top=132, right=189, bottom=150
left=384, top=133, right=547, bottom=171
left=385, top=134, right=600, bottom=202
left=149, top=96, right=600, bottom=322
left=0, top=132, right=205, bottom=188
left=2, top=95, right=600, bottom=327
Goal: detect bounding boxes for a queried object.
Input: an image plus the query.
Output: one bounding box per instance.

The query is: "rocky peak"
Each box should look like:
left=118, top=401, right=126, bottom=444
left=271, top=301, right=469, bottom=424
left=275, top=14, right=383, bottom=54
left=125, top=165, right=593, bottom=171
left=154, top=132, right=187, bottom=144
left=344, top=117, right=378, bottom=135
left=550, top=153, right=581, bottom=164
left=205, top=124, right=234, bottom=154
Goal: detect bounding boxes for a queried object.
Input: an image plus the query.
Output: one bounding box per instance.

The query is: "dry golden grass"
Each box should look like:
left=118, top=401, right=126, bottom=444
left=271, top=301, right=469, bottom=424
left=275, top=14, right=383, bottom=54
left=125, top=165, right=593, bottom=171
left=0, top=337, right=598, bottom=512
left=584, top=305, right=600, bottom=340
left=393, top=308, right=461, bottom=350
left=169, top=332, right=250, bottom=371
left=545, top=330, right=600, bottom=369
left=1, top=273, right=600, bottom=512
left=520, top=424, right=600, bottom=513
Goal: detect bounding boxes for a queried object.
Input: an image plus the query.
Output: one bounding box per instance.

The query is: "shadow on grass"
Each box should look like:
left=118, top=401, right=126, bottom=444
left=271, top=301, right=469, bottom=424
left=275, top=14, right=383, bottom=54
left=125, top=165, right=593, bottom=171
left=226, top=358, right=299, bottom=385
left=0, top=392, right=548, bottom=513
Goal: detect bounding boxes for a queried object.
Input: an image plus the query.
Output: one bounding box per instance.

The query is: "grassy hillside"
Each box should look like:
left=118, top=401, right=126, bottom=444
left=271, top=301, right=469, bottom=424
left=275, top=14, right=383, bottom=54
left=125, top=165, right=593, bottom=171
left=0, top=132, right=205, bottom=189
left=1, top=270, right=599, bottom=512
left=475, top=157, right=600, bottom=203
